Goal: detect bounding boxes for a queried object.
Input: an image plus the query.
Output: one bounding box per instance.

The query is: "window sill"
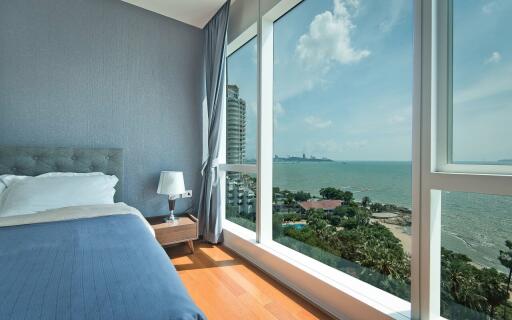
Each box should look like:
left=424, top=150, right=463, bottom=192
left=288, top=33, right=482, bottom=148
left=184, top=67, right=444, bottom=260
left=223, top=220, right=411, bottom=320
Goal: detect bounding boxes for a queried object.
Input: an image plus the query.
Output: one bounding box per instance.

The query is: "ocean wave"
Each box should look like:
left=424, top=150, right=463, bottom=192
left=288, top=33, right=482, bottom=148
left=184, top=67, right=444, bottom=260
left=444, top=231, right=475, bottom=249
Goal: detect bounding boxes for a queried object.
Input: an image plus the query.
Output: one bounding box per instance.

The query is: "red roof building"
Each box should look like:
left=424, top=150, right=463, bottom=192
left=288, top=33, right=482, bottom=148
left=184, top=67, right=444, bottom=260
left=298, top=200, right=343, bottom=212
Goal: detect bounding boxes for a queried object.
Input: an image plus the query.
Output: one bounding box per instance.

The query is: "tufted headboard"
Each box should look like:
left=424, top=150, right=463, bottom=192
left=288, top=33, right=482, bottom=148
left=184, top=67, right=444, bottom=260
left=0, top=146, right=124, bottom=202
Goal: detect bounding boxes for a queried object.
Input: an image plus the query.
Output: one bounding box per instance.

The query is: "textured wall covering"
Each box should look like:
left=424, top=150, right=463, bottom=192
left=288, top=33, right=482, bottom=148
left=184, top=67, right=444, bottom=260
left=0, top=0, right=204, bottom=216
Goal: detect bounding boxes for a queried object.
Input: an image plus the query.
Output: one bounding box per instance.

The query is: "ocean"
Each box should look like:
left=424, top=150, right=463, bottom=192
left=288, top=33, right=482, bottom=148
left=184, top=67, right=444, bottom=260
left=273, top=161, right=512, bottom=271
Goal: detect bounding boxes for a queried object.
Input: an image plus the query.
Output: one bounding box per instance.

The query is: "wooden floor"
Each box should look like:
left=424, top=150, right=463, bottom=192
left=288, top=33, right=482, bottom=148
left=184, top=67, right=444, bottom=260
left=165, top=241, right=334, bottom=320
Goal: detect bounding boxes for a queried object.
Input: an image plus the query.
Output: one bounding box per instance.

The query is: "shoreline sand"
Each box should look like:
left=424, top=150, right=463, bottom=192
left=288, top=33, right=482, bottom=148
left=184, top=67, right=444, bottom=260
left=378, top=221, right=412, bottom=256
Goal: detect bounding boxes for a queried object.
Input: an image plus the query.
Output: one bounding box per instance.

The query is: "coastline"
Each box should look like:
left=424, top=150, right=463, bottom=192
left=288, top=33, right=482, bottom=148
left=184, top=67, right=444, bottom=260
left=378, top=221, right=412, bottom=256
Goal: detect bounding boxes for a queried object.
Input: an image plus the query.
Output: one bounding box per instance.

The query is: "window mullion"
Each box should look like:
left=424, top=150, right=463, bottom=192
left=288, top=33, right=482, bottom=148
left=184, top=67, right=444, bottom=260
left=417, top=0, right=436, bottom=318
left=256, top=6, right=273, bottom=243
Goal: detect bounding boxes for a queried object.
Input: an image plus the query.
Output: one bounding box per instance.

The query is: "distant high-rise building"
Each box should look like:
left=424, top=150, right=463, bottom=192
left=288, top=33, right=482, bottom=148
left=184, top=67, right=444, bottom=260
left=226, top=85, right=247, bottom=164
left=225, top=85, right=255, bottom=218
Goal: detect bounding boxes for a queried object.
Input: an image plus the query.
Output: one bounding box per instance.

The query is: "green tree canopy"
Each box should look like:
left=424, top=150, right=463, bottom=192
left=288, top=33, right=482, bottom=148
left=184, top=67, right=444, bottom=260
left=319, top=187, right=353, bottom=203
left=293, top=191, right=312, bottom=202
left=499, top=240, right=512, bottom=294
left=361, top=196, right=371, bottom=207
left=477, top=268, right=509, bottom=318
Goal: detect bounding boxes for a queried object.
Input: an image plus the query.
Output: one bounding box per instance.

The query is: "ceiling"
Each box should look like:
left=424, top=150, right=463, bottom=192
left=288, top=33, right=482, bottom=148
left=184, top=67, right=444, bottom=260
left=122, top=0, right=232, bottom=29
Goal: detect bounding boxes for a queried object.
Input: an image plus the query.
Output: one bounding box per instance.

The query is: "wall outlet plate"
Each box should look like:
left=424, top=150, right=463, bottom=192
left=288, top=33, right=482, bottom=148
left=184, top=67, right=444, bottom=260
left=181, top=190, right=192, bottom=198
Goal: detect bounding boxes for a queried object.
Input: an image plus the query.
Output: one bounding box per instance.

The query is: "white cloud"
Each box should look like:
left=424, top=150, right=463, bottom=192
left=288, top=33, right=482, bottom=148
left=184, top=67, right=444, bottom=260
left=484, top=51, right=502, bottom=64
left=304, top=116, right=333, bottom=128
left=296, top=0, right=370, bottom=71
left=345, top=139, right=369, bottom=149
left=273, top=102, right=286, bottom=131
left=274, top=102, right=285, bottom=115
left=305, top=139, right=344, bottom=155
left=379, top=0, right=406, bottom=32
left=482, top=1, right=497, bottom=15
left=388, top=114, right=406, bottom=125
left=247, top=101, right=257, bottom=115
left=454, top=62, right=512, bottom=105
left=387, top=107, right=412, bottom=125
left=304, top=139, right=369, bottom=159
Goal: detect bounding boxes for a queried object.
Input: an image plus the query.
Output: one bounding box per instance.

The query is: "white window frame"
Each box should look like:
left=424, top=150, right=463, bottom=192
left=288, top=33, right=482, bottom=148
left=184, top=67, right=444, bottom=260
left=421, top=0, right=512, bottom=318
left=433, top=0, right=512, bottom=176
left=219, top=0, right=512, bottom=319
left=222, top=23, right=258, bottom=236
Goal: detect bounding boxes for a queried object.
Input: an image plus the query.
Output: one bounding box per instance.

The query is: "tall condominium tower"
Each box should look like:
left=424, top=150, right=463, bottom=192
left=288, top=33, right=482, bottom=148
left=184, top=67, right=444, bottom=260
left=226, top=85, right=247, bottom=164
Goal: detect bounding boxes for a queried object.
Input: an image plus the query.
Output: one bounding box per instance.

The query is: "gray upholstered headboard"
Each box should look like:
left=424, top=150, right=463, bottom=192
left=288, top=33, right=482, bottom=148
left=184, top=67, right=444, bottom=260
left=0, top=146, right=124, bottom=202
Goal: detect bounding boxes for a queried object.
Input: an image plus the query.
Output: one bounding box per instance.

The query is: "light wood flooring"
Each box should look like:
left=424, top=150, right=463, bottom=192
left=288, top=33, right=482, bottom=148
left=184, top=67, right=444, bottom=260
left=165, top=241, right=335, bottom=320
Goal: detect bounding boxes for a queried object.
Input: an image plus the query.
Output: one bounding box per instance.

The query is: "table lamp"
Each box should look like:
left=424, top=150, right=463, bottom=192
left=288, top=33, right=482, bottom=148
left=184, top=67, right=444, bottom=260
left=157, top=171, right=186, bottom=222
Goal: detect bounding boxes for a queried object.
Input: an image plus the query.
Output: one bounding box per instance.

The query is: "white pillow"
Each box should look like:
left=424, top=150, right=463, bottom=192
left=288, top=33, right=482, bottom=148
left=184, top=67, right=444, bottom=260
left=38, top=172, right=105, bottom=178
left=0, top=178, right=6, bottom=194
left=0, top=173, right=104, bottom=198
left=0, top=175, right=118, bottom=217
left=0, top=174, right=29, bottom=188
left=0, top=175, right=29, bottom=206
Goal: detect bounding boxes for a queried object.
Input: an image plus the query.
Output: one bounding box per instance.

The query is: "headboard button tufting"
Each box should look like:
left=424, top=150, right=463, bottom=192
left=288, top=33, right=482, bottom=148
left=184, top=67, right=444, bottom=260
left=0, top=146, right=123, bottom=202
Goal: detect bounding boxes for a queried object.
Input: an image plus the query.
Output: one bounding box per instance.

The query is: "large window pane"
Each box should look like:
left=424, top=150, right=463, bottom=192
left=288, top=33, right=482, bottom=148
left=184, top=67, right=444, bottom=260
left=272, top=0, right=413, bottom=301
left=226, top=171, right=257, bottom=231
left=451, top=0, right=512, bottom=165
left=440, top=191, right=512, bottom=319
left=226, top=37, right=257, bottom=164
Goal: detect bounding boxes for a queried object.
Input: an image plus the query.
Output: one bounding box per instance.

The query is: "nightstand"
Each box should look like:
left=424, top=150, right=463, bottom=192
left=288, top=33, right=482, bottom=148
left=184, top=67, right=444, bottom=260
left=146, top=213, right=199, bottom=253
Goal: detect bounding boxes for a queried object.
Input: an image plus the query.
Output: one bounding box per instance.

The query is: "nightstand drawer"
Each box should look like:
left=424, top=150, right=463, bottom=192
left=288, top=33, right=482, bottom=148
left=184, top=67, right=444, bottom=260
left=155, top=223, right=197, bottom=245
left=147, top=213, right=199, bottom=250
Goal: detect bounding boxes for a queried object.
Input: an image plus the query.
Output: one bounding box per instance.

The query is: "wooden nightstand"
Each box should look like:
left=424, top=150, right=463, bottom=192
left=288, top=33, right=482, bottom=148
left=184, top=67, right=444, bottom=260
left=146, top=213, right=199, bottom=253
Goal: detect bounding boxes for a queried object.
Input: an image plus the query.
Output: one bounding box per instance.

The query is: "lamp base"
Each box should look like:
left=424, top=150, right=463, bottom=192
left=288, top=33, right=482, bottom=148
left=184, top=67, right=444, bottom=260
left=162, top=198, right=177, bottom=223
left=164, top=210, right=176, bottom=223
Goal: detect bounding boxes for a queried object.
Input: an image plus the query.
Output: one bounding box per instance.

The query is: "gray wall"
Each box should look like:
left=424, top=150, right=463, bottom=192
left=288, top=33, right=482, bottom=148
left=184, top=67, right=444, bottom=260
left=0, top=0, right=205, bottom=216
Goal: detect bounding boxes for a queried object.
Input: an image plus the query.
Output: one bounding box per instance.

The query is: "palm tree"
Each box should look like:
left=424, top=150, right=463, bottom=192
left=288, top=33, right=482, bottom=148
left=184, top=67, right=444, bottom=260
left=284, top=195, right=295, bottom=212
left=477, top=268, right=509, bottom=319
left=361, top=196, right=371, bottom=208
left=499, top=240, right=512, bottom=319
left=499, top=240, right=512, bottom=293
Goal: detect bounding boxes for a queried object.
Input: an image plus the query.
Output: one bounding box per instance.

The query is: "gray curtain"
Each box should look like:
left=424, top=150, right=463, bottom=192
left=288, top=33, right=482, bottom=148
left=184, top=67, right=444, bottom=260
left=198, top=0, right=230, bottom=244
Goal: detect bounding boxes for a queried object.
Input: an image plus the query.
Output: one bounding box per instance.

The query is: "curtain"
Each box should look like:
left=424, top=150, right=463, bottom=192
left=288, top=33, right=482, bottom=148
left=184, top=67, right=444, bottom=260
left=198, top=0, right=230, bottom=244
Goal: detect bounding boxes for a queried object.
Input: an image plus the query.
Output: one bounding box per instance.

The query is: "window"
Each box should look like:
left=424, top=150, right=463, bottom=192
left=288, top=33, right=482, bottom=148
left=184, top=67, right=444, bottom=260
left=431, top=1, right=512, bottom=318
left=226, top=37, right=257, bottom=165
left=440, top=191, right=512, bottom=319
left=450, top=0, right=512, bottom=165
left=224, top=36, right=257, bottom=230
left=226, top=171, right=257, bottom=231
left=221, top=0, right=512, bottom=318
left=272, top=0, right=413, bottom=301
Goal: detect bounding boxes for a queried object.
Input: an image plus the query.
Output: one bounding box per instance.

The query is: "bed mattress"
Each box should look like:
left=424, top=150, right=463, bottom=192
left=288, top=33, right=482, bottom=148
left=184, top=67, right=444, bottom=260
left=0, top=204, right=205, bottom=320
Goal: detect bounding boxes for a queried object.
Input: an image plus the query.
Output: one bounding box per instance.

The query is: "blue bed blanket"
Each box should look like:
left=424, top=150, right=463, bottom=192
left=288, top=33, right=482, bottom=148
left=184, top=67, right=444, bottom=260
left=0, top=214, right=206, bottom=320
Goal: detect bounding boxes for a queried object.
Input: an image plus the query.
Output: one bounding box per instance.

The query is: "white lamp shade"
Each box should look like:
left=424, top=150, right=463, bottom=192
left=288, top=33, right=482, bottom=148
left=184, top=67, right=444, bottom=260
left=157, top=171, right=186, bottom=195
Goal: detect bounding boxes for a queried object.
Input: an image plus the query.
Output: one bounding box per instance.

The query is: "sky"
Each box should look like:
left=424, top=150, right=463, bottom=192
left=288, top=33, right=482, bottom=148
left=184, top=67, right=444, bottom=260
left=227, top=0, right=512, bottom=162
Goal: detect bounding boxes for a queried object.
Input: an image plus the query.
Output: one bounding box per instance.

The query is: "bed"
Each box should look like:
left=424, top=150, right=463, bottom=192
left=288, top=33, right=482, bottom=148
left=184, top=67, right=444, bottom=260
left=0, top=146, right=205, bottom=320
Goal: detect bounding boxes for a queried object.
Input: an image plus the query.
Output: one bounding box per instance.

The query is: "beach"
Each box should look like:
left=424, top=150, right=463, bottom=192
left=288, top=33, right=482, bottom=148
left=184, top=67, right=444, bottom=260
left=378, top=221, right=412, bottom=255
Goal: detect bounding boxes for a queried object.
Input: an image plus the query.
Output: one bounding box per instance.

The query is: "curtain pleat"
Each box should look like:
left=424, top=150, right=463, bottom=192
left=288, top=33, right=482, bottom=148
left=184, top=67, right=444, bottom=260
left=198, top=0, right=230, bottom=244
